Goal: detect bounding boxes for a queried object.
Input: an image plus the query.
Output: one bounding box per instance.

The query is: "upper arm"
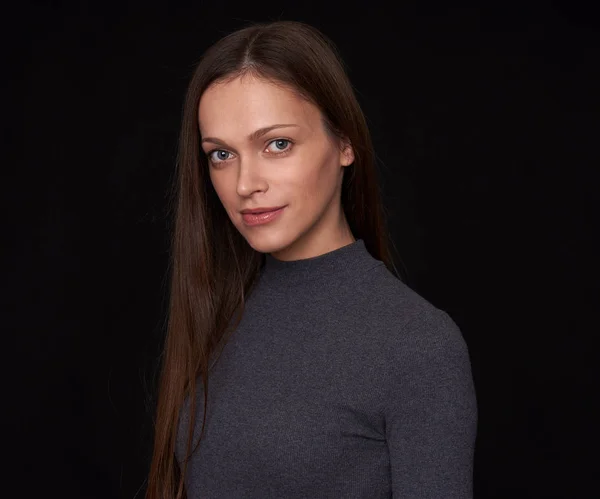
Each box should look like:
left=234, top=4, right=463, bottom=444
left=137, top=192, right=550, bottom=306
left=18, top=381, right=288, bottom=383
left=384, top=309, right=478, bottom=498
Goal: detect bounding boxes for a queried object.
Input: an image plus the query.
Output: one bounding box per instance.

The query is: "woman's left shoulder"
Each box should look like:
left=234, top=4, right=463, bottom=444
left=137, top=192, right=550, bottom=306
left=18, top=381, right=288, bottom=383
left=362, top=266, right=471, bottom=359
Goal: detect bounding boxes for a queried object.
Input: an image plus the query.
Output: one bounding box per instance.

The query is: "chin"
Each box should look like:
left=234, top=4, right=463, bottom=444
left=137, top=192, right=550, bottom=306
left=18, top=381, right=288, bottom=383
left=243, top=231, right=293, bottom=255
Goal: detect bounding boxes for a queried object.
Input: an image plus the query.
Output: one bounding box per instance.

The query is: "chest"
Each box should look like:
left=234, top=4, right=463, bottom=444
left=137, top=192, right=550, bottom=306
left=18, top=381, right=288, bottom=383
left=185, top=323, right=387, bottom=476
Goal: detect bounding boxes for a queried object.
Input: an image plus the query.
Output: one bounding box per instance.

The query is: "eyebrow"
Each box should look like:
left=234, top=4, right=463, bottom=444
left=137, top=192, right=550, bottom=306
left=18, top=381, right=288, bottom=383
left=201, top=124, right=300, bottom=147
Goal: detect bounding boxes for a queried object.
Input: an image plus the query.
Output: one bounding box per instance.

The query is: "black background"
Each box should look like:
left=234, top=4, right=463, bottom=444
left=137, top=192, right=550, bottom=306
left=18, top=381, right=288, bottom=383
left=5, top=1, right=599, bottom=498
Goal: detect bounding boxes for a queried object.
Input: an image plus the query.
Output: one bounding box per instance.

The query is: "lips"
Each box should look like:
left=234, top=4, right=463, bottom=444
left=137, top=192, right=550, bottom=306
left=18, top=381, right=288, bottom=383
left=241, top=206, right=285, bottom=214
left=241, top=206, right=286, bottom=226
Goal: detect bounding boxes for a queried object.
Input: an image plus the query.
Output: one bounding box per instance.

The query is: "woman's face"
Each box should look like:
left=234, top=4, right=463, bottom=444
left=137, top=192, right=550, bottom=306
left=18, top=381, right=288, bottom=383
left=198, top=74, right=355, bottom=261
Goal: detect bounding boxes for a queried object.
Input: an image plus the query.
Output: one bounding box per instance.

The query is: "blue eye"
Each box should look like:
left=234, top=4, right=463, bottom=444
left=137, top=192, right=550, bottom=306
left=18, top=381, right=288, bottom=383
left=208, top=150, right=232, bottom=163
left=206, top=138, right=294, bottom=165
left=267, top=139, right=291, bottom=152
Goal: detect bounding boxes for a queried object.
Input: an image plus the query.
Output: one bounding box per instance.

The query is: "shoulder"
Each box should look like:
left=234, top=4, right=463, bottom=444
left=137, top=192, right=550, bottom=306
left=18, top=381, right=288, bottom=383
left=359, top=264, right=472, bottom=374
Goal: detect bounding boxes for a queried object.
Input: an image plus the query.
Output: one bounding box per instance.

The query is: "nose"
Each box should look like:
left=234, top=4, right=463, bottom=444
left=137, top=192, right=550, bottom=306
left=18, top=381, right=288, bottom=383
left=236, top=157, right=268, bottom=197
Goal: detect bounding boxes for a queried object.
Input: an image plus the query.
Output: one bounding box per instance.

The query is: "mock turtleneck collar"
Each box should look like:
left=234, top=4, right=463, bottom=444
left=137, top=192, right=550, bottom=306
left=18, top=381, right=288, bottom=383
left=259, top=239, right=380, bottom=287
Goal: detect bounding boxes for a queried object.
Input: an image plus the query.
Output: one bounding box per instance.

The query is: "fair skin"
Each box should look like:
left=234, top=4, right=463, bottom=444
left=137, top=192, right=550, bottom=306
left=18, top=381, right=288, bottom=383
left=198, top=74, right=355, bottom=261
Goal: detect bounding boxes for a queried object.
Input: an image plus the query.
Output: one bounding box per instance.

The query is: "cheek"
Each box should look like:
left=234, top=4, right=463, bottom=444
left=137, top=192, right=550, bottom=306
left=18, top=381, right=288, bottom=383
left=209, top=173, right=232, bottom=207
left=291, top=170, right=327, bottom=209
left=306, top=153, right=339, bottom=196
left=209, top=169, right=226, bottom=192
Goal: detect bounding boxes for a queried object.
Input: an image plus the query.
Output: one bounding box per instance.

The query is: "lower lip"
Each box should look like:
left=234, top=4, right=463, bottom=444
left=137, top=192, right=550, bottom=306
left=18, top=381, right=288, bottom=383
left=241, top=207, right=286, bottom=226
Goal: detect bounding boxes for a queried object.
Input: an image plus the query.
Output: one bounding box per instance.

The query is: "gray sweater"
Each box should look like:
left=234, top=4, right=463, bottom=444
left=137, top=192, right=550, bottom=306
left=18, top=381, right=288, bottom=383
left=175, top=239, right=478, bottom=498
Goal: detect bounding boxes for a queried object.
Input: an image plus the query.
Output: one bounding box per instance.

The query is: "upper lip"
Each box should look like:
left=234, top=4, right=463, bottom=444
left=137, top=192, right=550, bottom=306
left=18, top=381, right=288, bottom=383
left=240, top=206, right=285, bottom=214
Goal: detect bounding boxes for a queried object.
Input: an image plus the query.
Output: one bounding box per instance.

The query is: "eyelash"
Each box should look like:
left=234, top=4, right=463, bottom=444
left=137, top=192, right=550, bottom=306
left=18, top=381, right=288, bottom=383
left=206, top=138, right=294, bottom=165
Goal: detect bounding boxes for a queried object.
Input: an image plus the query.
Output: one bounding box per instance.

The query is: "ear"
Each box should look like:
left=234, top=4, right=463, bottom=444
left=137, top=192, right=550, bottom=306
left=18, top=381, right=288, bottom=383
left=339, top=138, right=355, bottom=167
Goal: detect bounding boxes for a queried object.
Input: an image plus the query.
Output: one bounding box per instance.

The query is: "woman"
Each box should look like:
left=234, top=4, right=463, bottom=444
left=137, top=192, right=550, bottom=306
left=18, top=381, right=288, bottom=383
left=146, top=20, right=477, bottom=499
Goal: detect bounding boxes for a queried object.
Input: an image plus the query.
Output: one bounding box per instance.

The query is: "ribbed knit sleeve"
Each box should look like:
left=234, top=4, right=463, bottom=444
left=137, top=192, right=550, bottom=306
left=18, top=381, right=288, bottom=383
left=384, top=309, right=478, bottom=498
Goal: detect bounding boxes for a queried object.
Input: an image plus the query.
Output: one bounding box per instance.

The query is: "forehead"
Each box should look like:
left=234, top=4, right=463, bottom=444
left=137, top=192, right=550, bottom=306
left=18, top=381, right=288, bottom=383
left=198, top=76, right=318, bottom=135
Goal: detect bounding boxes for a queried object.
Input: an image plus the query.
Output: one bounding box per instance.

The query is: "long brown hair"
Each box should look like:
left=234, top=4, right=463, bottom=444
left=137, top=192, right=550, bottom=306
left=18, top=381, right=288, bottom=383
left=145, top=19, right=406, bottom=499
